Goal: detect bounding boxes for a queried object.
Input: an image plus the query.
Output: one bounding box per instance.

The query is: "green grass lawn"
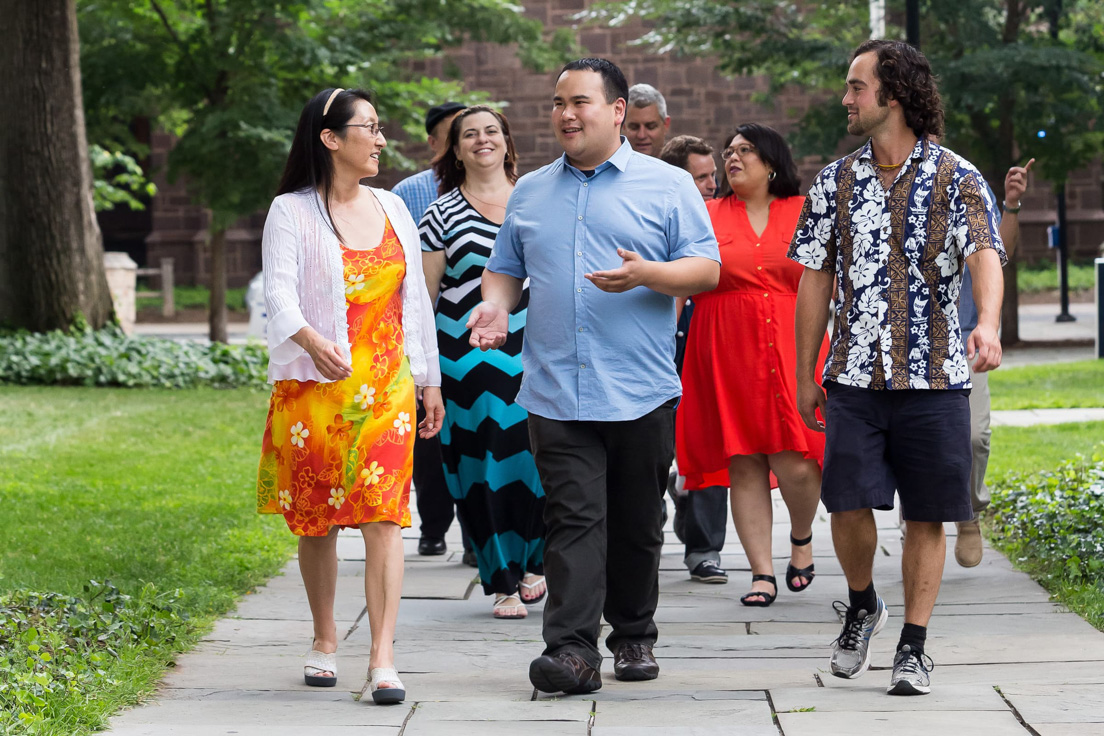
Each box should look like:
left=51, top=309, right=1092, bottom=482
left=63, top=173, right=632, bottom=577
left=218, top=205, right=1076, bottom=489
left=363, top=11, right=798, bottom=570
left=0, top=385, right=293, bottom=734
left=1017, top=261, right=1096, bottom=294
left=137, top=284, right=248, bottom=312
left=990, top=360, right=1104, bottom=410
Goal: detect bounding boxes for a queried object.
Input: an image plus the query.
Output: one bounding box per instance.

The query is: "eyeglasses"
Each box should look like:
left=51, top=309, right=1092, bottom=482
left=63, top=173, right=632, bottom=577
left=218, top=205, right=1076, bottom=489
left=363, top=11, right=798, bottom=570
left=721, top=144, right=757, bottom=160
left=338, top=122, right=385, bottom=137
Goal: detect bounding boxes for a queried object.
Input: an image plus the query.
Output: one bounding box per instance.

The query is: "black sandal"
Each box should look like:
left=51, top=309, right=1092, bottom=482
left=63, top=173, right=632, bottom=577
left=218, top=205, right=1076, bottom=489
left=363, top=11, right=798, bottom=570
left=786, top=533, right=816, bottom=593
left=739, top=574, right=777, bottom=607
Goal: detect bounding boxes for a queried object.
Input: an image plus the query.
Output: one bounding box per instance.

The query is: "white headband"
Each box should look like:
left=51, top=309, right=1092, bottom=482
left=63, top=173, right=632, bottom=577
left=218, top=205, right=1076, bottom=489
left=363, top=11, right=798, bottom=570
left=322, top=88, right=344, bottom=117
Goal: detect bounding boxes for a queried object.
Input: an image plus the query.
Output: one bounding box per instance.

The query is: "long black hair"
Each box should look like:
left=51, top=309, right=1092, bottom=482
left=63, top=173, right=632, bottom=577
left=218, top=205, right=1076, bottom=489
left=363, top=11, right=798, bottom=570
left=717, top=123, right=801, bottom=200
left=277, top=87, right=375, bottom=242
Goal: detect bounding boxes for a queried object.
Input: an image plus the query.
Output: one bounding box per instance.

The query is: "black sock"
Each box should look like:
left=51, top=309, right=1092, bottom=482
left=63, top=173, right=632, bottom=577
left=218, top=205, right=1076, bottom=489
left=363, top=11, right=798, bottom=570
left=848, top=582, right=877, bottom=616
left=897, top=623, right=927, bottom=655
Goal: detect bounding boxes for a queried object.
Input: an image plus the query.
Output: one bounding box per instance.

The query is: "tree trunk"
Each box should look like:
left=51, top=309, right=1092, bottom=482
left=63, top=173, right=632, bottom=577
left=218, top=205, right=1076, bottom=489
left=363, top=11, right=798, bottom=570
left=0, top=0, right=113, bottom=331
left=208, top=226, right=228, bottom=343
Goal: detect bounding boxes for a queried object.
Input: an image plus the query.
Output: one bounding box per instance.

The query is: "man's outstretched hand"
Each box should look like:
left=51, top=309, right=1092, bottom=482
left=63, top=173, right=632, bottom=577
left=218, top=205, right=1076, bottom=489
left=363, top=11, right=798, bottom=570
left=467, top=301, right=510, bottom=351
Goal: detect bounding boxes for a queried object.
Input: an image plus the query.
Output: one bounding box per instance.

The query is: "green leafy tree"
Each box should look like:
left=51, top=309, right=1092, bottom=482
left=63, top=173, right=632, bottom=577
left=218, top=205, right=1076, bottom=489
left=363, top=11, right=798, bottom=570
left=79, top=0, right=574, bottom=342
left=586, top=0, right=1104, bottom=342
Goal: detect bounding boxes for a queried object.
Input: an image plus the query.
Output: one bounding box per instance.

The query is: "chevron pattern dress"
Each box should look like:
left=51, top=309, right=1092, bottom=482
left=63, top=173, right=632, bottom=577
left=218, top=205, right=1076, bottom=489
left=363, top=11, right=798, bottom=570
left=420, top=189, right=545, bottom=596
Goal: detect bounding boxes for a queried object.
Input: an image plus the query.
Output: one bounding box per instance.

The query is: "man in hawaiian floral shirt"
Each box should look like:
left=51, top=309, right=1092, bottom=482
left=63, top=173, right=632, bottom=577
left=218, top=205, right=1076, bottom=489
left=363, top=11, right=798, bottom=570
left=789, top=40, right=1006, bottom=697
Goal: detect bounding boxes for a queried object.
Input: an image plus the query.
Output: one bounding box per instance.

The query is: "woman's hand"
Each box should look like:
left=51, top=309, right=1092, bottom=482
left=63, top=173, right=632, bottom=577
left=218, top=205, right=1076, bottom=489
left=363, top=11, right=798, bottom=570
left=418, top=386, right=445, bottom=439
left=297, top=329, right=353, bottom=381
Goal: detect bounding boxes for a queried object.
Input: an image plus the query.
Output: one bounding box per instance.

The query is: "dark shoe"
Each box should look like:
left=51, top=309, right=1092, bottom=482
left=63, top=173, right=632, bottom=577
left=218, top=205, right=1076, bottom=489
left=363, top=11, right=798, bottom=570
left=689, top=560, right=728, bottom=584
left=785, top=533, right=816, bottom=592
left=613, top=642, right=659, bottom=682
left=461, top=549, right=478, bottom=568
left=529, top=651, right=602, bottom=694
left=739, top=574, right=777, bottom=607
left=417, top=536, right=447, bottom=556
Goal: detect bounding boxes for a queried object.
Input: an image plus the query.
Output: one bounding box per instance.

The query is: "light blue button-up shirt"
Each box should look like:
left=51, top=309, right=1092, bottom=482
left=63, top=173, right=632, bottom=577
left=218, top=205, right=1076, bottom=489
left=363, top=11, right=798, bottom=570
left=485, top=138, right=720, bottom=422
left=392, top=168, right=439, bottom=224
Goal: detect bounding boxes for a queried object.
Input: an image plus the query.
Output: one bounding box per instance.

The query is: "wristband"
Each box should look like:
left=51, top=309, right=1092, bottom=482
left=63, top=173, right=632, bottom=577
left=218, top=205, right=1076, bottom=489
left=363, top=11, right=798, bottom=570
left=1002, top=200, right=1021, bottom=214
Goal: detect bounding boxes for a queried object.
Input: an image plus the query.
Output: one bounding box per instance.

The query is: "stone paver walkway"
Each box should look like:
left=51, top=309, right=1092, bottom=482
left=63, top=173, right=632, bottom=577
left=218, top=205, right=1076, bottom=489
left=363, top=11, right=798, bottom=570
left=106, top=492, right=1104, bottom=736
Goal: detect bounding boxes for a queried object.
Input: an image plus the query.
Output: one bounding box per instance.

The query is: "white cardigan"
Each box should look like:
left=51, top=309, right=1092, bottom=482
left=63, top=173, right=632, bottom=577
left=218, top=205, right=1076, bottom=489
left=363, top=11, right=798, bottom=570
left=261, top=186, right=441, bottom=387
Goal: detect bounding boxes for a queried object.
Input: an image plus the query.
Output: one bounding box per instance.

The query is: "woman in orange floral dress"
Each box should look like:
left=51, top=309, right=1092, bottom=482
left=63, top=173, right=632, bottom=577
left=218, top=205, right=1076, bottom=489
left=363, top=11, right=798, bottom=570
left=256, top=88, right=443, bottom=705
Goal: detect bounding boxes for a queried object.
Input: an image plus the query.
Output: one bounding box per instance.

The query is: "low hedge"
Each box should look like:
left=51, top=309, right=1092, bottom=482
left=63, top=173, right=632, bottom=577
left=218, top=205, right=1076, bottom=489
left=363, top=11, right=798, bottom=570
left=0, top=325, right=267, bottom=389
left=987, top=452, right=1104, bottom=628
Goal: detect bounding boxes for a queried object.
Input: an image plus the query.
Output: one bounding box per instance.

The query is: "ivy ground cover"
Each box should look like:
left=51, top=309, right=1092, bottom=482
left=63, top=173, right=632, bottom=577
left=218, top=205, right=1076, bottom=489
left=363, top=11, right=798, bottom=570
left=0, top=386, right=293, bottom=735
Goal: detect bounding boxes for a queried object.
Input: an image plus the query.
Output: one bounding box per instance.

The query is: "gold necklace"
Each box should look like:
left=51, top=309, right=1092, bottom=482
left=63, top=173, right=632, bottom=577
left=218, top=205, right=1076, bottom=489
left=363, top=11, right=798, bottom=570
left=461, top=185, right=507, bottom=209
left=872, top=158, right=907, bottom=170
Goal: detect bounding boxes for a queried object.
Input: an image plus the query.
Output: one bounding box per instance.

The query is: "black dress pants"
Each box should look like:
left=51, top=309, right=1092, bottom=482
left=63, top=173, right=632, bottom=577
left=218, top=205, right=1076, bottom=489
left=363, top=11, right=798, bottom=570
left=528, top=400, right=676, bottom=668
left=413, top=404, right=456, bottom=540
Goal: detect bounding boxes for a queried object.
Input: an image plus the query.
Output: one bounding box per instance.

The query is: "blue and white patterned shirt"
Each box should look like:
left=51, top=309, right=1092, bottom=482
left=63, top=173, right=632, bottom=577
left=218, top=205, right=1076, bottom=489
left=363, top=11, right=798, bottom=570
left=391, top=169, right=439, bottom=223
left=788, top=139, right=1006, bottom=391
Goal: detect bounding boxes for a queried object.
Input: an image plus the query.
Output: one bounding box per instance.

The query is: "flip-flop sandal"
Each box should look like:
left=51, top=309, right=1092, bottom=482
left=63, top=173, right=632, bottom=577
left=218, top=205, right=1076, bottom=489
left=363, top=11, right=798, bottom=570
left=304, top=648, right=337, bottom=687
left=739, top=574, right=778, bottom=607
left=493, top=593, right=528, bottom=619
left=519, top=575, right=547, bottom=605
left=365, top=667, right=405, bottom=705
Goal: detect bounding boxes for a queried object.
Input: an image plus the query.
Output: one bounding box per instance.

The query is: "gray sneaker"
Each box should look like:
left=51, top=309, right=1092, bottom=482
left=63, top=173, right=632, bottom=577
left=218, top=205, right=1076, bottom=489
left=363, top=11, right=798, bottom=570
left=829, top=598, right=888, bottom=679
left=887, top=645, right=933, bottom=695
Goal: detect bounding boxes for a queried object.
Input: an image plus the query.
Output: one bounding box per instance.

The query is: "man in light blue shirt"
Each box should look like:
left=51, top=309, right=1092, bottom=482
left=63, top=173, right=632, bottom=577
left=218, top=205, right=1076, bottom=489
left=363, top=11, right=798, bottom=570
left=469, top=58, right=720, bottom=695
left=392, top=101, right=466, bottom=222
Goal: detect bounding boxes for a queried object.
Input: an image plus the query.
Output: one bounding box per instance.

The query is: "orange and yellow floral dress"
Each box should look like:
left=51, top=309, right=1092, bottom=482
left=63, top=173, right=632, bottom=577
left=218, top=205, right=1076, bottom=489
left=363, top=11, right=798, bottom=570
left=257, top=219, right=415, bottom=536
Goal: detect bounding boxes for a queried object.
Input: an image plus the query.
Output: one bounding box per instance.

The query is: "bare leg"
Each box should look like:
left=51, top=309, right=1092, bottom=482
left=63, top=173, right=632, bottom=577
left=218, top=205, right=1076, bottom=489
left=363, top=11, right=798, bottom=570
left=728, top=454, right=775, bottom=601
left=901, top=520, right=946, bottom=626
left=298, top=527, right=341, bottom=675
left=768, top=451, right=821, bottom=588
left=831, top=508, right=877, bottom=592
left=361, top=521, right=404, bottom=687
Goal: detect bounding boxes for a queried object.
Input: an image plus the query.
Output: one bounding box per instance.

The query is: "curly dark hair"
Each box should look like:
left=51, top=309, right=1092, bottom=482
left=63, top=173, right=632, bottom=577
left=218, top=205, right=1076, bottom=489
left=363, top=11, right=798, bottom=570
left=852, top=40, right=944, bottom=140
left=433, top=105, right=519, bottom=196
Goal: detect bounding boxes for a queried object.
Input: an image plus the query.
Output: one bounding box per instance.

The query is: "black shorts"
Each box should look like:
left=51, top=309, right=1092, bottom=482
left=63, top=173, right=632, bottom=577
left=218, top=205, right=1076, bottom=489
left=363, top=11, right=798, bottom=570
left=821, top=381, right=973, bottom=523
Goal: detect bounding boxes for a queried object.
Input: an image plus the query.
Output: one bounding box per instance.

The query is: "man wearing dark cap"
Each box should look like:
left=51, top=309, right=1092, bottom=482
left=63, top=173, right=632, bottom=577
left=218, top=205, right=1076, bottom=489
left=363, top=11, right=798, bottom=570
left=393, top=101, right=467, bottom=558
left=393, top=101, right=467, bottom=222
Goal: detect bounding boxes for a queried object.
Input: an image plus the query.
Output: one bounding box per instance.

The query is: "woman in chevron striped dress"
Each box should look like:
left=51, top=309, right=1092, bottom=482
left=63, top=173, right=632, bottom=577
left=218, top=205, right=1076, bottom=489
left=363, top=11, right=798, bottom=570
left=419, top=106, right=545, bottom=620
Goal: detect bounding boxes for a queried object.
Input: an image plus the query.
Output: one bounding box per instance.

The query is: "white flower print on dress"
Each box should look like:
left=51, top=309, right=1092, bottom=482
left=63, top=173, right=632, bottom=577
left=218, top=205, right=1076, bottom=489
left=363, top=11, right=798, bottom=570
left=394, top=412, right=412, bottom=436
left=278, top=489, right=292, bottom=511
left=354, top=384, right=376, bottom=410
left=360, top=461, right=384, bottom=486
left=290, top=421, right=309, bottom=448
left=345, top=273, right=366, bottom=295
left=328, top=487, right=346, bottom=509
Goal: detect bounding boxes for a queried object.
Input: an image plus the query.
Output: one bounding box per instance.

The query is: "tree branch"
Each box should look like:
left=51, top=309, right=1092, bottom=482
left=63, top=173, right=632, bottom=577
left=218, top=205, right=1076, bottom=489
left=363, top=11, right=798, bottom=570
left=150, top=0, right=213, bottom=99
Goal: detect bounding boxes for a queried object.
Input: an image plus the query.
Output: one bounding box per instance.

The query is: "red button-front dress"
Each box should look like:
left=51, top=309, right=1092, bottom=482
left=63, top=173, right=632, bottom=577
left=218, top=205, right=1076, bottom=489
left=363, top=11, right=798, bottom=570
left=677, top=195, right=830, bottom=491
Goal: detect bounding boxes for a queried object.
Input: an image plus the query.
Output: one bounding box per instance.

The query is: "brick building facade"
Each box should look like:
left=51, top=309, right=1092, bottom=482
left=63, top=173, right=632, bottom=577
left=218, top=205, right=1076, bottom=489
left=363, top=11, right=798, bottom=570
left=104, top=0, right=1103, bottom=287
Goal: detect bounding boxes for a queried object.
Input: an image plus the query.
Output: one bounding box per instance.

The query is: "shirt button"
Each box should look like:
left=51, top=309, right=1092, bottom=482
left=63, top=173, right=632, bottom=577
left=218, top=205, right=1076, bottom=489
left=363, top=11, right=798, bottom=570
left=577, top=251, right=582, bottom=256
left=577, top=215, right=583, bottom=220
left=776, top=393, right=782, bottom=399
left=757, top=266, right=763, bottom=271
left=580, top=363, right=586, bottom=369
left=676, top=331, right=685, bottom=337
left=578, top=327, right=585, bottom=332
left=763, top=292, right=769, bottom=298
left=577, top=288, right=582, bottom=293
left=766, top=318, right=771, bottom=324
left=770, top=368, right=776, bottom=374
left=755, top=243, right=761, bottom=247
left=768, top=342, right=773, bottom=347
left=583, top=182, right=588, bottom=187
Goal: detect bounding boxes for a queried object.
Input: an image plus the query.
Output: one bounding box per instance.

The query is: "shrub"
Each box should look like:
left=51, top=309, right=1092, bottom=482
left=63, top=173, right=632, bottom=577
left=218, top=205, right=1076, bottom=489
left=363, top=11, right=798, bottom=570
left=988, top=454, right=1104, bottom=585
left=0, top=325, right=268, bottom=389
left=0, top=581, right=189, bottom=733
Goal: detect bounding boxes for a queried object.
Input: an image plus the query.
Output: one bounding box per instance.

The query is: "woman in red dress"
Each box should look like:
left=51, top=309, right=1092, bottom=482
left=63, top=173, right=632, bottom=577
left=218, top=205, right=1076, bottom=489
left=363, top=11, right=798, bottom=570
left=677, top=123, right=830, bottom=607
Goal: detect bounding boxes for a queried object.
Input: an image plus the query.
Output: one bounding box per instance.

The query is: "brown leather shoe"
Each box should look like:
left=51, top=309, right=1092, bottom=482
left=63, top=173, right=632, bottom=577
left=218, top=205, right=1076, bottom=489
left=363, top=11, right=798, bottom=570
left=955, top=519, right=983, bottom=567
left=613, top=642, right=659, bottom=682
left=529, top=651, right=602, bottom=694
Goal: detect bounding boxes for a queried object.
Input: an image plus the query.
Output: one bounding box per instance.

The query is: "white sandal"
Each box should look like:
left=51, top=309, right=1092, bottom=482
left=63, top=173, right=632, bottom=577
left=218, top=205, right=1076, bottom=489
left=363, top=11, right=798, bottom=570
left=366, top=667, right=406, bottom=704
left=304, top=648, right=337, bottom=687
left=493, top=593, right=528, bottom=619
